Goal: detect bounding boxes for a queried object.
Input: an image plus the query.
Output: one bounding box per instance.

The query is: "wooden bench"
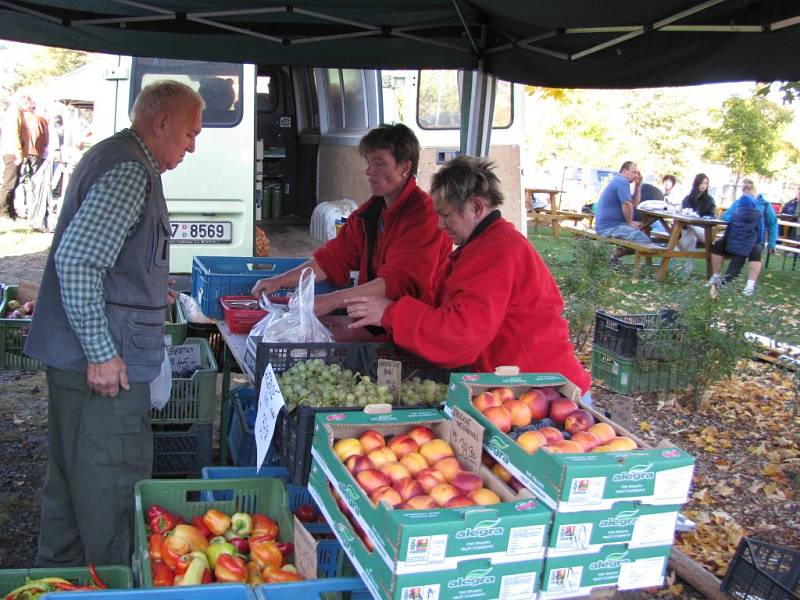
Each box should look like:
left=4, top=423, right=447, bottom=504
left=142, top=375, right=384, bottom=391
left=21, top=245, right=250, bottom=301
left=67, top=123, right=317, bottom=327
left=768, top=239, right=800, bottom=270
left=525, top=188, right=593, bottom=237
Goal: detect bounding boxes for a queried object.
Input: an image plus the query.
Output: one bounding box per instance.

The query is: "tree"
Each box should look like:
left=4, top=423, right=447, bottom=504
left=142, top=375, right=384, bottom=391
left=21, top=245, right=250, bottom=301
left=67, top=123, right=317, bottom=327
left=756, top=81, right=800, bottom=105
left=703, top=95, right=793, bottom=201
left=11, top=46, right=92, bottom=91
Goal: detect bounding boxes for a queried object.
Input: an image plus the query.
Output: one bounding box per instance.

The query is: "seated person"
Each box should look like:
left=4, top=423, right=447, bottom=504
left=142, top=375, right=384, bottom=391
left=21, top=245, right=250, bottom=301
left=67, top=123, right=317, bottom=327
left=345, top=156, right=592, bottom=402
left=781, top=186, right=799, bottom=240
left=678, top=173, right=717, bottom=272
left=594, top=161, right=652, bottom=264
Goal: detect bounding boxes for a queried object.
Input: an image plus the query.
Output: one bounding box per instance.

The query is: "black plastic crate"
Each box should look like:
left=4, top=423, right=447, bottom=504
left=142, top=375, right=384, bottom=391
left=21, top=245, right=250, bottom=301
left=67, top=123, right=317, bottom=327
left=721, top=538, right=800, bottom=600
left=593, top=310, right=681, bottom=359
left=152, top=422, right=212, bottom=478
left=186, top=321, right=242, bottom=374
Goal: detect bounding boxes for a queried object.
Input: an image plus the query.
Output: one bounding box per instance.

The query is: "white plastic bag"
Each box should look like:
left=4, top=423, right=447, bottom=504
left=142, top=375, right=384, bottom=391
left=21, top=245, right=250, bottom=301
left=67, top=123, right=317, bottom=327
left=149, top=348, right=172, bottom=410
left=179, top=292, right=214, bottom=324
left=254, top=267, right=333, bottom=343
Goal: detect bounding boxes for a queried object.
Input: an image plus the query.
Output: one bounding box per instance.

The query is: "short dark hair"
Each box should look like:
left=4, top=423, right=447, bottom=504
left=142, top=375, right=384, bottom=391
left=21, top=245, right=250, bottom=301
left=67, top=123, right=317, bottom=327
left=620, top=161, right=635, bottom=173
left=430, top=156, right=503, bottom=211
left=662, top=175, right=676, bottom=185
left=358, top=123, right=420, bottom=176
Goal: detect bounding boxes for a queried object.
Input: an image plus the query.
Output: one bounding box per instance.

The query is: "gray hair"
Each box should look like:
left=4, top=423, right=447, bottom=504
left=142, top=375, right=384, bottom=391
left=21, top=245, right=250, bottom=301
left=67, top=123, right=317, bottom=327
left=131, top=80, right=204, bottom=126
left=430, top=156, right=504, bottom=210
left=742, top=178, right=756, bottom=194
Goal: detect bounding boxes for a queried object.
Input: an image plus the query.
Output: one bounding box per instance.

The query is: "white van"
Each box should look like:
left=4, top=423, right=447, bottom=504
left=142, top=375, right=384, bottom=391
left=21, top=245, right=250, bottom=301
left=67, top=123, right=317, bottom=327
left=88, top=57, right=526, bottom=272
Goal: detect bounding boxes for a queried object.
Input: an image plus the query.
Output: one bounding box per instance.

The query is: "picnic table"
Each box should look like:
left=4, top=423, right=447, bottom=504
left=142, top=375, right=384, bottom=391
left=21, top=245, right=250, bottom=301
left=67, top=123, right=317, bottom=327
left=767, top=219, right=800, bottom=270
left=525, top=187, right=592, bottom=237
left=637, top=208, right=727, bottom=280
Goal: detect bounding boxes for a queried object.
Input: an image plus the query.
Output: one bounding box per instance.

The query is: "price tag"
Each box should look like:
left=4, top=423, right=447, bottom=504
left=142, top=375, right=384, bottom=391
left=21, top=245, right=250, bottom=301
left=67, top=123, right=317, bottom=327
left=377, top=359, right=402, bottom=402
left=451, top=407, right=484, bottom=473
left=293, top=515, right=318, bottom=580
left=167, top=344, right=201, bottom=374
left=255, top=363, right=285, bottom=470
left=610, top=395, right=634, bottom=433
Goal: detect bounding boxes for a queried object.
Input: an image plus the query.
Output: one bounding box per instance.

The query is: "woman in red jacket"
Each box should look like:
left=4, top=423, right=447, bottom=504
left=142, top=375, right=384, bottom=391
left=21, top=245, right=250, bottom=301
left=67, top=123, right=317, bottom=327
left=252, top=124, right=452, bottom=316
left=346, top=156, right=592, bottom=396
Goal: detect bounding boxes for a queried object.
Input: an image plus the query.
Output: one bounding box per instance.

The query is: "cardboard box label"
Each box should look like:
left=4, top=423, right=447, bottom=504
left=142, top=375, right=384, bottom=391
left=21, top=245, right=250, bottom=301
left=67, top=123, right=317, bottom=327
left=618, top=556, right=668, bottom=590
left=653, top=464, right=693, bottom=500
left=630, top=512, right=677, bottom=547
left=508, top=525, right=547, bottom=556
left=567, top=476, right=606, bottom=505
left=498, top=572, right=537, bottom=599
left=407, top=534, right=448, bottom=565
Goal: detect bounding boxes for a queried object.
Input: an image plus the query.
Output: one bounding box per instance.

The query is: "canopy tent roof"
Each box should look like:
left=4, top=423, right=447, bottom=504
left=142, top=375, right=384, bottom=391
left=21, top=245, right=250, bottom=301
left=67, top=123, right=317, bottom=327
left=0, top=0, right=798, bottom=88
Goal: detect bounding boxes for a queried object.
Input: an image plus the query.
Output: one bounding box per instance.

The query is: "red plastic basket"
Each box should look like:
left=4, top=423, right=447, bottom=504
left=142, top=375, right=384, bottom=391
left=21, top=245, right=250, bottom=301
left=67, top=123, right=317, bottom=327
left=220, top=296, right=267, bottom=334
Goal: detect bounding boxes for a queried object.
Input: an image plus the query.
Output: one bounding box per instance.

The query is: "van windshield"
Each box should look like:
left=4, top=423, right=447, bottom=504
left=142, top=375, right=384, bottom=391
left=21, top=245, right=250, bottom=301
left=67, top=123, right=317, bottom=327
left=130, top=58, right=244, bottom=128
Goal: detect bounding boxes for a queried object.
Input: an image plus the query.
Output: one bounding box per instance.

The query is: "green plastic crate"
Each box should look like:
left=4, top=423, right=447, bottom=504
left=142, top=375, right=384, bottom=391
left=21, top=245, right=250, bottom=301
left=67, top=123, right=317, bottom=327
left=164, top=301, right=187, bottom=346
left=591, top=346, right=688, bottom=394
left=0, top=565, right=133, bottom=595
left=134, top=478, right=293, bottom=587
left=149, top=337, right=218, bottom=424
left=0, top=285, right=43, bottom=370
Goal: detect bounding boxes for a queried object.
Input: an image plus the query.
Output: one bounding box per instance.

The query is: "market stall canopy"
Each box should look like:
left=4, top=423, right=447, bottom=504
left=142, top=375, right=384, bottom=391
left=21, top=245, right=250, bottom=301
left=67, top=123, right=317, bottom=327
left=0, top=0, right=798, bottom=88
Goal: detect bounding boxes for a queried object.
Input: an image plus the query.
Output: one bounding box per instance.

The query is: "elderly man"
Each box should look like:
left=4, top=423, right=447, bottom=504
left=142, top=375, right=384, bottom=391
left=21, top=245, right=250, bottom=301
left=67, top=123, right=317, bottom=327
left=0, top=93, right=33, bottom=219
left=594, top=161, right=652, bottom=265
left=25, top=81, right=204, bottom=567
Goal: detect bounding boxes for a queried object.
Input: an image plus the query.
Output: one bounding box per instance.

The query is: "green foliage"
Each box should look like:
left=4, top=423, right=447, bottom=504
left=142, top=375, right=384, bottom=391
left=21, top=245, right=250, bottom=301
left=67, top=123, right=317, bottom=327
left=12, top=46, right=91, bottom=91
left=755, top=81, right=800, bottom=105
left=702, top=95, right=793, bottom=191
left=552, top=238, right=619, bottom=353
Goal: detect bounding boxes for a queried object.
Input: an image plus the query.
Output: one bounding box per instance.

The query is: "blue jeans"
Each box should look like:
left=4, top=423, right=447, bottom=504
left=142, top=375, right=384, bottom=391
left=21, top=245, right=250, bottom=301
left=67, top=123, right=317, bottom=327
left=598, top=223, right=652, bottom=245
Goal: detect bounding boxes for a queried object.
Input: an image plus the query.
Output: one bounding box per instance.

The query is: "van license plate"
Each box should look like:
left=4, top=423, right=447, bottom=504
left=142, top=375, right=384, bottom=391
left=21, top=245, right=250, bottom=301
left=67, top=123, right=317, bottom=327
left=171, top=221, right=232, bottom=244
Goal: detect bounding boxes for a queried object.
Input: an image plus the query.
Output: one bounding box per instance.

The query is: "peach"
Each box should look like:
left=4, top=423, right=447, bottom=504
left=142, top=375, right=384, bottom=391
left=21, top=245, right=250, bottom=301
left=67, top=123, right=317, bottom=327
left=445, top=496, right=475, bottom=508
left=540, top=387, right=563, bottom=401
left=491, top=463, right=513, bottom=483
left=539, top=426, right=564, bottom=445
left=415, top=468, right=446, bottom=493
left=503, top=399, right=532, bottom=428
left=483, top=405, right=512, bottom=433
left=571, top=431, right=601, bottom=452
left=591, top=444, right=614, bottom=453
left=433, top=457, right=462, bottom=482
left=587, top=423, right=616, bottom=445
left=469, top=488, right=501, bottom=505
left=555, top=440, right=584, bottom=454
left=490, top=387, right=516, bottom=403
left=430, top=483, right=459, bottom=507
left=370, top=485, right=403, bottom=508
left=400, top=452, right=429, bottom=476
left=333, top=438, right=362, bottom=462
left=345, top=454, right=375, bottom=475
left=452, top=471, right=483, bottom=496
left=358, top=430, right=386, bottom=454
left=419, top=438, right=454, bottom=464
left=387, top=434, right=419, bottom=459
left=549, top=398, right=579, bottom=425
left=406, top=426, right=436, bottom=446
left=356, top=469, right=390, bottom=494
left=399, top=495, right=437, bottom=510
left=516, top=430, right=547, bottom=454
left=518, top=389, right=550, bottom=420
left=393, top=477, right=424, bottom=502
left=607, top=436, right=638, bottom=451
left=564, top=409, right=595, bottom=435
left=367, top=447, right=397, bottom=469
left=379, top=461, right=412, bottom=482
left=473, top=391, right=502, bottom=412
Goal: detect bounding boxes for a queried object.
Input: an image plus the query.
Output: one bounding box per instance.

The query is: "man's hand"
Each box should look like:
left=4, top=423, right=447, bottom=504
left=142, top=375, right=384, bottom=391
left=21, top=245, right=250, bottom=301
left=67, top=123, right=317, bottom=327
left=86, top=356, right=130, bottom=397
left=345, top=296, right=393, bottom=329
left=251, top=277, right=284, bottom=299
left=167, top=277, right=178, bottom=304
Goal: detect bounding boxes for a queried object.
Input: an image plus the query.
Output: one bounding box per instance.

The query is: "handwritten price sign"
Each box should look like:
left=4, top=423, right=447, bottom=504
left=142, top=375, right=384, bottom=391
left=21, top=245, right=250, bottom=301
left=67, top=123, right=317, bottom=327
left=450, top=407, right=484, bottom=473
left=255, top=363, right=285, bottom=470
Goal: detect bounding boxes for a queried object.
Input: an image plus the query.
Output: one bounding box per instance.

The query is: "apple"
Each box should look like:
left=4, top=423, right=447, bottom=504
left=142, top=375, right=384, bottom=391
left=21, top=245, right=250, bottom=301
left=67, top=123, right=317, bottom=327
left=502, top=399, right=532, bottom=428
left=399, top=452, right=429, bottom=476
left=370, top=485, right=403, bottom=508
left=516, top=430, right=547, bottom=454
left=538, top=426, right=564, bottom=445
left=333, top=438, right=362, bottom=462
left=451, top=471, right=483, bottom=496
left=355, top=469, right=390, bottom=494
left=489, top=387, right=516, bottom=403
left=419, top=439, right=454, bottom=464
left=359, top=430, right=386, bottom=454
left=564, top=409, right=595, bottom=435
left=518, top=389, right=550, bottom=420
left=22, top=301, right=35, bottom=314
left=483, top=405, right=512, bottom=433
left=433, top=457, right=461, bottom=482
left=571, top=431, right=601, bottom=452
left=393, top=477, right=424, bottom=502
left=473, top=391, right=502, bottom=412
left=345, top=454, right=375, bottom=475
left=367, top=447, right=397, bottom=468
left=549, top=398, right=579, bottom=425
left=587, top=423, right=616, bottom=444
left=406, top=426, right=436, bottom=446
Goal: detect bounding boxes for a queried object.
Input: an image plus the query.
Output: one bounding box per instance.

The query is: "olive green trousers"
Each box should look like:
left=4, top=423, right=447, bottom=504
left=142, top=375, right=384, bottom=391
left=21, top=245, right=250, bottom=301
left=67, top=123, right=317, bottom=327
left=36, top=367, right=152, bottom=567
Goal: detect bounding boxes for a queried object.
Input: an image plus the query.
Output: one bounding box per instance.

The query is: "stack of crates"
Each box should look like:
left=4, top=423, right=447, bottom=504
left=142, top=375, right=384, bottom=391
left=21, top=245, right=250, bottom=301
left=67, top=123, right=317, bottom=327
left=0, top=284, right=43, bottom=370
left=149, top=337, right=218, bottom=477
left=590, top=310, right=687, bottom=394
left=227, top=385, right=281, bottom=467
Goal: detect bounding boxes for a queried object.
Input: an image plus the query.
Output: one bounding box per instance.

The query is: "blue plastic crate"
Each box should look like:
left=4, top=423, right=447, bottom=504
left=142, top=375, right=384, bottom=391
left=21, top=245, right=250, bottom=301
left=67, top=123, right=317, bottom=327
left=255, top=577, right=370, bottom=600
left=43, top=584, right=254, bottom=600
left=201, top=465, right=289, bottom=501
left=228, top=385, right=282, bottom=468
left=191, top=256, right=340, bottom=318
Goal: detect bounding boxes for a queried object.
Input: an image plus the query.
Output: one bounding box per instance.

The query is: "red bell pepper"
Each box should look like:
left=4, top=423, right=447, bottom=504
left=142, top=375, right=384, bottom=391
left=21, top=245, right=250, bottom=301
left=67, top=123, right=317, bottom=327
left=251, top=513, right=278, bottom=540
left=202, top=509, right=231, bottom=536
left=88, top=563, right=108, bottom=589
left=149, top=509, right=179, bottom=534
left=161, top=534, right=190, bottom=570
left=249, top=536, right=283, bottom=569
left=149, top=532, right=165, bottom=561
left=173, top=554, right=193, bottom=577
left=191, top=515, right=213, bottom=538
left=275, top=542, right=294, bottom=558
left=215, top=553, right=247, bottom=583
left=151, top=560, right=174, bottom=587
left=261, top=565, right=303, bottom=583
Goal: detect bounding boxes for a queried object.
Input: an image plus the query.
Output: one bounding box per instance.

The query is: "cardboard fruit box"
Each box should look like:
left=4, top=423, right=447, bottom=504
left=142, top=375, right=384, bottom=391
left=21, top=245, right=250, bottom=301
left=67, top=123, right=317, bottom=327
left=309, top=407, right=553, bottom=576
left=445, top=372, right=695, bottom=511
left=308, top=461, right=545, bottom=600
left=538, top=542, right=672, bottom=599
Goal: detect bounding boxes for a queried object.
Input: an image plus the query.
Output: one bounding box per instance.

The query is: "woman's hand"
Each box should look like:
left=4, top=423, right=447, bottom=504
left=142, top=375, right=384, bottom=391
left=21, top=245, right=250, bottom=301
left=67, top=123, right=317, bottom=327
left=251, top=277, right=284, bottom=298
left=345, top=296, right=393, bottom=328
left=313, top=292, right=340, bottom=317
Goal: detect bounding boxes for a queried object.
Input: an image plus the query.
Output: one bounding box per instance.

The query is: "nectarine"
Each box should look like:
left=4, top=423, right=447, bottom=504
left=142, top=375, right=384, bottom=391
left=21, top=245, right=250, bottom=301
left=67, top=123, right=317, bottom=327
left=483, top=405, right=512, bottom=433
left=518, top=389, right=550, bottom=420
left=516, top=430, right=547, bottom=454
left=379, top=461, right=412, bottom=482
left=370, top=485, right=403, bottom=508
left=564, top=409, right=595, bottom=435
left=445, top=496, right=475, bottom=508
left=473, top=391, right=502, bottom=412
left=345, top=454, right=375, bottom=475
left=406, top=425, right=436, bottom=447
left=358, top=430, right=386, bottom=454
left=469, top=488, right=501, bottom=505
left=538, top=426, right=564, bottom=445
left=333, top=438, right=362, bottom=462
left=451, top=471, right=483, bottom=496
left=555, top=440, right=584, bottom=454
left=430, top=483, right=459, bottom=507
left=571, top=431, right=601, bottom=452
left=503, top=399, right=532, bottom=427
left=393, top=477, right=424, bottom=501
left=400, top=495, right=438, bottom=510
left=356, top=469, right=390, bottom=494
left=433, top=456, right=462, bottom=482
left=489, top=387, right=516, bottom=403
left=491, top=463, right=512, bottom=483
left=539, top=387, right=563, bottom=401
left=419, top=438, right=454, bottom=464
left=549, top=398, right=579, bottom=425
left=387, top=434, right=420, bottom=459
left=587, top=423, right=616, bottom=444
left=414, top=468, right=446, bottom=493
left=399, top=452, right=429, bottom=475
left=367, top=447, right=397, bottom=468
left=607, top=436, right=638, bottom=451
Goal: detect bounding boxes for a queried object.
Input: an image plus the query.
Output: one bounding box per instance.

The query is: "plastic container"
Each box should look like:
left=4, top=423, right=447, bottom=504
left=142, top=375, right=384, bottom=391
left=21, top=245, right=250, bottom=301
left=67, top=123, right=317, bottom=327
left=721, top=537, right=800, bottom=600
left=254, top=577, right=370, bottom=600
left=221, top=296, right=268, bottom=334
left=148, top=338, right=218, bottom=425
left=151, top=422, right=213, bottom=477
left=43, top=584, right=256, bottom=600
left=0, top=565, right=133, bottom=596
left=227, top=385, right=282, bottom=468
left=134, top=478, right=293, bottom=587
left=164, top=301, right=187, bottom=345
left=590, top=346, right=688, bottom=395
left=0, top=284, right=43, bottom=370
left=593, top=310, right=681, bottom=359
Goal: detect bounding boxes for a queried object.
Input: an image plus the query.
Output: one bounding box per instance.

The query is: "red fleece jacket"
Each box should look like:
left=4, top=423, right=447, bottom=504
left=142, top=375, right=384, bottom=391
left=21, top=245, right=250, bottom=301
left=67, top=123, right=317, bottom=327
left=382, top=217, right=592, bottom=393
left=314, top=176, right=452, bottom=302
